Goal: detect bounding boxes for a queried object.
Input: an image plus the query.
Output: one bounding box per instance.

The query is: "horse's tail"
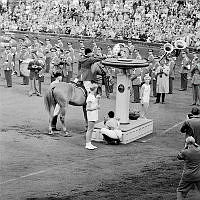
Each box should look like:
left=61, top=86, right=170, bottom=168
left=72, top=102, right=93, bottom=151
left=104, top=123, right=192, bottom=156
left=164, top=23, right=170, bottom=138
left=44, top=88, right=56, bottom=114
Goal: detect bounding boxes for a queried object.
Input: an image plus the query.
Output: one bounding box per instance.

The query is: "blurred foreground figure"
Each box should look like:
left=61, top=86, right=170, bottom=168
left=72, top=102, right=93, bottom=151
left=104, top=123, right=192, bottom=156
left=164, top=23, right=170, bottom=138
left=177, top=136, right=200, bottom=200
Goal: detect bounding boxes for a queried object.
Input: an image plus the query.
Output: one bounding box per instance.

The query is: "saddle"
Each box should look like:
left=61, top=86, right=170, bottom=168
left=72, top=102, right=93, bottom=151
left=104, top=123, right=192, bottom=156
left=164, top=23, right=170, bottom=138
left=70, top=81, right=87, bottom=97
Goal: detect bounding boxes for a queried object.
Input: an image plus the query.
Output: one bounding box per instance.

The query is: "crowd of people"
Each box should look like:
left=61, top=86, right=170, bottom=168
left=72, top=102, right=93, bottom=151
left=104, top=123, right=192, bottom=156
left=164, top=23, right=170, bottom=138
left=0, top=0, right=200, bottom=49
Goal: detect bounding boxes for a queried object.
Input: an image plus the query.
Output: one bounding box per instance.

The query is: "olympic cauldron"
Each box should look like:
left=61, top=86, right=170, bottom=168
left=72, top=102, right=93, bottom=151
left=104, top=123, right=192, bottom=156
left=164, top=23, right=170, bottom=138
left=102, top=58, right=149, bottom=124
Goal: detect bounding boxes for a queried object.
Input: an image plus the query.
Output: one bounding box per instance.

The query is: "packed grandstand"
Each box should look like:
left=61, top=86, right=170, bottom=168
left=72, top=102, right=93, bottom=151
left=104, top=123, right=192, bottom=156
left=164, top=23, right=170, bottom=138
left=0, top=0, right=200, bottom=49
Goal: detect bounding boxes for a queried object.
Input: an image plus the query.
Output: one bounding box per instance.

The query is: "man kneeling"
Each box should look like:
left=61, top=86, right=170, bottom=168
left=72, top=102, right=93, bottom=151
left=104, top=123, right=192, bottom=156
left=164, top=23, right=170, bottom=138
left=101, top=111, right=122, bottom=144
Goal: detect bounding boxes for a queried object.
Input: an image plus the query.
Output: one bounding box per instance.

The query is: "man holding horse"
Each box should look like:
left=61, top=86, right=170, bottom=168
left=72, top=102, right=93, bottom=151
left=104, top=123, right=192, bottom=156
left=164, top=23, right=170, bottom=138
left=77, top=48, right=106, bottom=94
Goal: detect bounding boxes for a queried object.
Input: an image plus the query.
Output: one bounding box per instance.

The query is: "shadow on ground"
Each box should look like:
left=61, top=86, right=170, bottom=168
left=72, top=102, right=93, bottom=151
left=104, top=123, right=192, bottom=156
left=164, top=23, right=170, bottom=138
left=25, top=159, right=187, bottom=200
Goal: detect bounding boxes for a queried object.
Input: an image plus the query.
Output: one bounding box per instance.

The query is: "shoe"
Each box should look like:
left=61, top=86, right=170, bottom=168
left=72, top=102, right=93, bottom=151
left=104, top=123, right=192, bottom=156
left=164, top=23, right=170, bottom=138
left=85, top=144, right=95, bottom=150
left=190, top=103, right=196, bottom=106
left=90, top=144, right=98, bottom=149
left=161, top=102, right=165, bottom=104
left=52, top=128, right=60, bottom=131
left=64, top=133, right=72, bottom=137
left=36, top=93, right=42, bottom=97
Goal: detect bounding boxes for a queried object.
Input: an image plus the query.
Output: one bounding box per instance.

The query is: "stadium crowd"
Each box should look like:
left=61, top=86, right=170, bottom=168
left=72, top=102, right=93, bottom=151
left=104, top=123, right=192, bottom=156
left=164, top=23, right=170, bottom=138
left=0, top=0, right=200, bottom=48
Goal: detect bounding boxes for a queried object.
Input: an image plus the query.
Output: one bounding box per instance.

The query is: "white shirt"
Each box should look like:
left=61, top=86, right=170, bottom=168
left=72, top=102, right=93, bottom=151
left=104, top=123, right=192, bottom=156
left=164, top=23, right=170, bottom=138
left=86, top=93, right=98, bottom=122
left=141, top=84, right=151, bottom=103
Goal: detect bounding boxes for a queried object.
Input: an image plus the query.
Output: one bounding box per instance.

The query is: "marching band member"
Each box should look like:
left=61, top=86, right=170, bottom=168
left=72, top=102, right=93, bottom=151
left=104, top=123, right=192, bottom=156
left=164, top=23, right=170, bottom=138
left=168, top=55, right=176, bottom=94
left=44, top=38, right=52, bottom=73
left=79, top=40, right=85, bottom=49
left=56, top=38, right=64, bottom=49
left=68, top=42, right=76, bottom=74
left=179, top=51, right=190, bottom=91
left=49, top=47, right=61, bottom=82
left=59, top=50, right=72, bottom=83
left=135, top=49, right=142, bottom=60
left=130, top=67, right=142, bottom=103
left=19, top=45, right=32, bottom=85
left=92, top=41, right=98, bottom=55
left=28, top=50, right=44, bottom=97
left=24, top=35, right=32, bottom=47
left=127, top=40, right=135, bottom=58
left=9, top=36, right=18, bottom=76
left=154, top=58, right=170, bottom=104
left=190, top=56, right=200, bottom=106
left=1, top=45, right=14, bottom=87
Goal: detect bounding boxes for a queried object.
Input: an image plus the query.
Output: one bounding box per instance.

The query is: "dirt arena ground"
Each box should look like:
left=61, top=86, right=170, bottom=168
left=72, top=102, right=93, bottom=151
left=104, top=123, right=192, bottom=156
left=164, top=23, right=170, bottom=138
left=0, top=73, right=200, bottom=200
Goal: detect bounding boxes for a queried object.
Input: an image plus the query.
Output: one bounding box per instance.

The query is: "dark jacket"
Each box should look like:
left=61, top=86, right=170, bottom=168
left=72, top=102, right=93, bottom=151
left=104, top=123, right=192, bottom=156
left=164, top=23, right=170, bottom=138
left=77, top=56, right=103, bottom=81
left=181, top=116, right=200, bottom=145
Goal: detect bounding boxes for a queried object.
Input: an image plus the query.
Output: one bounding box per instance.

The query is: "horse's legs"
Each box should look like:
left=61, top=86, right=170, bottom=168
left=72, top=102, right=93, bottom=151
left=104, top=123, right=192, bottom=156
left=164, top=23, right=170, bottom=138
left=48, top=106, right=55, bottom=135
left=82, top=104, right=88, bottom=131
left=59, top=104, right=72, bottom=137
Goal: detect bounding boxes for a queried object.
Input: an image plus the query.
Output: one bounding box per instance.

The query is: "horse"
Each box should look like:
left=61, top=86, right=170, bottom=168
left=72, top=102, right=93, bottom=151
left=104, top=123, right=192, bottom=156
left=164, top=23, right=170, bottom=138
left=44, top=63, right=107, bottom=136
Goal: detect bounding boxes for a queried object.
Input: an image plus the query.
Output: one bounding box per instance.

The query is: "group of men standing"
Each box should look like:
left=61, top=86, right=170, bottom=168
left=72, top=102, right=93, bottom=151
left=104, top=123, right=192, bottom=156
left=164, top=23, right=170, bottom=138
left=0, top=35, right=76, bottom=97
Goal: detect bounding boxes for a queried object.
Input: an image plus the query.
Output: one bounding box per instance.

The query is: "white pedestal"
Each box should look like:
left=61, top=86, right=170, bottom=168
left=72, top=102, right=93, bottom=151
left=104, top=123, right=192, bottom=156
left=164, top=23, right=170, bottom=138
left=92, top=119, right=153, bottom=144
left=116, top=73, right=131, bottom=124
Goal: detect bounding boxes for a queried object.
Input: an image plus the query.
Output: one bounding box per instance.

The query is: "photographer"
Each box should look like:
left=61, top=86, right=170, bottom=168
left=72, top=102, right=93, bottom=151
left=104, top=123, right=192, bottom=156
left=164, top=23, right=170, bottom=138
left=177, top=136, right=200, bottom=200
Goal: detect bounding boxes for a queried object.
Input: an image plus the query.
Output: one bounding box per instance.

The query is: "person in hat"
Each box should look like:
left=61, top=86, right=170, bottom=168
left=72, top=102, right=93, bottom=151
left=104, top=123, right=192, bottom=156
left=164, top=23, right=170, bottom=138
left=135, top=49, right=142, bottom=60
left=127, top=40, right=135, bottom=58
left=179, top=51, right=190, bottom=91
left=24, top=35, right=32, bottom=47
left=49, top=47, right=62, bottom=82
left=168, top=55, right=176, bottom=94
left=44, top=38, right=52, bottom=73
left=140, top=74, right=151, bottom=118
left=92, top=41, right=98, bottom=55
left=180, top=107, right=200, bottom=145
left=68, top=42, right=76, bottom=74
left=19, top=45, right=32, bottom=85
left=147, top=49, right=154, bottom=62
left=85, top=83, right=101, bottom=150
left=56, top=38, right=64, bottom=49
left=190, top=55, right=200, bottom=106
left=28, top=50, right=44, bottom=97
left=130, top=67, right=142, bottom=103
left=107, top=45, right=113, bottom=57
left=1, top=45, right=14, bottom=87
left=76, top=48, right=105, bottom=94
left=176, top=136, right=200, bottom=200
left=154, top=57, right=170, bottom=104
left=60, top=50, right=73, bottom=83
left=79, top=40, right=85, bottom=49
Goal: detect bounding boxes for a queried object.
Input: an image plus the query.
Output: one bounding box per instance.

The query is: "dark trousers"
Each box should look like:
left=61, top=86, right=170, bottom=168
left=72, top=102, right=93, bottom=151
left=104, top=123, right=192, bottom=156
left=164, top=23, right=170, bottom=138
left=153, top=79, right=157, bottom=97
left=156, top=93, right=165, bottom=103
left=51, top=76, right=56, bottom=83
left=192, top=84, right=200, bottom=105
left=23, top=76, right=29, bottom=85
left=132, top=85, right=140, bottom=103
left=180, top=73, right=188, bottom=90
left=45, top=57, right=51, bottom=73
left=4, top=70, right=12, bottom=87
left=169, top=77, right=174, bottom=94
